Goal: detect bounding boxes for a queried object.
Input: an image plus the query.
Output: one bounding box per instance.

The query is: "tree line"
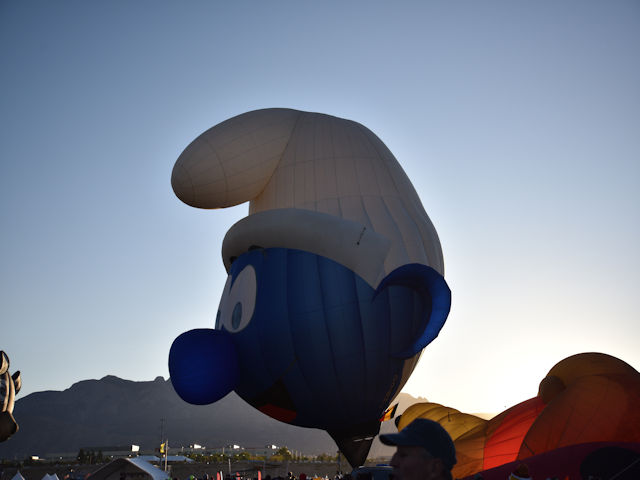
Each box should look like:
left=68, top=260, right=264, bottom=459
left=184, top=447, right=340, bottom=463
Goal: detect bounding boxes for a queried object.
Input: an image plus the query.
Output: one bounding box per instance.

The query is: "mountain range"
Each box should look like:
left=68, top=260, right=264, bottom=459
left=0, top=375, right=427, bottom=461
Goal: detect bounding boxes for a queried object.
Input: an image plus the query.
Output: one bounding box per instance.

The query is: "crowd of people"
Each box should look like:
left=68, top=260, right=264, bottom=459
left=179, top=419, right=458, bottom=480
left=176, top=418, right=639, bottom=480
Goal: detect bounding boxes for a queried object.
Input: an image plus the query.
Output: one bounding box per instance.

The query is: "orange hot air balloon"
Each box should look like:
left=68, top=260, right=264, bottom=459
left=395, top=352, right=640, bottom=478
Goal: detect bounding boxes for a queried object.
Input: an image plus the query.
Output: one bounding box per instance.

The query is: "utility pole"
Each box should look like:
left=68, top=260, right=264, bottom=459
left=164, top=439, right=169, bottom=472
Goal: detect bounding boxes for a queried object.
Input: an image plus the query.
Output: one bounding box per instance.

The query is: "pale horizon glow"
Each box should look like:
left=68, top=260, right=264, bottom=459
left=1, top=1, right=638, bottom=417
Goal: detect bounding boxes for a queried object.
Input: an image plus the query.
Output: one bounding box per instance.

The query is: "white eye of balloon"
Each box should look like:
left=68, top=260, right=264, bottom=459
left=216, top=265, right=257, bottom=333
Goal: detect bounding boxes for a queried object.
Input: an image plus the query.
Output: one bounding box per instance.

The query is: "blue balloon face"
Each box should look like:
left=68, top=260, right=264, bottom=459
left=213, top=248, right=438, bottom=431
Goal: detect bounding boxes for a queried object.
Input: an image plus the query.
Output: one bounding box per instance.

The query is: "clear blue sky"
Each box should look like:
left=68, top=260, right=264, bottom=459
left=1, top=1, right=638, bottom=414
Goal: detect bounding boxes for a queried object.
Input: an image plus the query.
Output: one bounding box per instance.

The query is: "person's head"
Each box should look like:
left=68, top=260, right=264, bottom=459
left=508, top=464, right=531, bottom=480
left=380, top=419, right=456, bottom=480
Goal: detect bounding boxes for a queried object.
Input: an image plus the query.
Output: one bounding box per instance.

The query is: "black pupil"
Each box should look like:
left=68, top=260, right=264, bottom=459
left=231, top=303, right=242, bottom=329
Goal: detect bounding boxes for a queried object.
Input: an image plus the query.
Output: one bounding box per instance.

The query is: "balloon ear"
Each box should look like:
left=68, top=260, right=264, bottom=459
left=169, top=328, right=239, bottom=405
left=12, top=371, right=21, bottom=395
left=0, top=352, right=8, bottom=376
left=374, top=263, right=451, bottom=358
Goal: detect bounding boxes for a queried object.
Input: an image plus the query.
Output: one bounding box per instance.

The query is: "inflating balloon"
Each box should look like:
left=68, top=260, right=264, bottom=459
left=168, top=109, right=452, bottom=467
left=396, top=352, right=640, bottom=478
left=0, top=351, right=22, bottom=442
left=459, top=442, right=640, bottom=480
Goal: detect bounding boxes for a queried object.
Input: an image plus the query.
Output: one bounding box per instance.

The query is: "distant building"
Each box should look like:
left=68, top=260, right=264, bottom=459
left=80, top=445, right=142, bottom=458
left=247, top=445, right=279, bottom=458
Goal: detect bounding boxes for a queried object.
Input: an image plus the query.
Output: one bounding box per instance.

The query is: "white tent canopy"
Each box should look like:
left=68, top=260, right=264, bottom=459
left=41, top=474, right=60, bottom=480
left=11, top=472, right=25, bottom=480
left=137, top=455, right=161, bottom=462
left=89, top=458, right=169, bottom=480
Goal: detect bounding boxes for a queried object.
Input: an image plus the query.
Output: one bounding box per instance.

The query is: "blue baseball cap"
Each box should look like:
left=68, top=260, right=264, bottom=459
left=379, top=418, right=457, bottom=470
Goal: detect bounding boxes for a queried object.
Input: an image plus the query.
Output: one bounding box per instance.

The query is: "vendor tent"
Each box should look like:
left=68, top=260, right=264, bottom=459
left=10, top=472, right=25, bottom=480
left=137, top=455, right=161, bottom=462
left=41, top=474, right=60, bottom=480
left=89, top=458, right=169, bottom=480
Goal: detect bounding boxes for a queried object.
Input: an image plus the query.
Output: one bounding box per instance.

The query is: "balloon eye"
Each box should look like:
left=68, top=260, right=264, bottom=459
left=231, top=303, right=242, bottom=329
left=216, top=265, right=257, bottom=333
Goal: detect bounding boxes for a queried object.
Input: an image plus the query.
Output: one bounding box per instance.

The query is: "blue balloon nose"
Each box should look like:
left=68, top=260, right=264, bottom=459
left=169, top=328, right=239, bottom=405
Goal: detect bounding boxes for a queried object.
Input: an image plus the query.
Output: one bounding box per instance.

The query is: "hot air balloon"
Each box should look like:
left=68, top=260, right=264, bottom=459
left=168, top=108, right=452, bottom=467
left=0, top=351, right=22, bottom=442
left=460, top=442, right=640, bottom=480
left=396, top=352, right=640, bottom=478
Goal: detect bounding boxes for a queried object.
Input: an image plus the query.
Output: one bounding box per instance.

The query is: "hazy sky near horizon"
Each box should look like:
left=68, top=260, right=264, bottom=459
left=1, top=1, right=639, bottom=415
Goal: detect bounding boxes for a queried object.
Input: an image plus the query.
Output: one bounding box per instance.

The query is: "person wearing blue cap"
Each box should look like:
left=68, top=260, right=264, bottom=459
left=379, top=419, right=457, bottom=480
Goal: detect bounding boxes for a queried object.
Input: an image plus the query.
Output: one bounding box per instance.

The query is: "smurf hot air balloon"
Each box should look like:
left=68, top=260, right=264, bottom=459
left=168, top=108, right=451, bottom=467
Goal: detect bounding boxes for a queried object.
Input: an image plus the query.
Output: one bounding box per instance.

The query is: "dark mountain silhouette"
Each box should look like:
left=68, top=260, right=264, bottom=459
left=0, top=375, right=426, bottom=461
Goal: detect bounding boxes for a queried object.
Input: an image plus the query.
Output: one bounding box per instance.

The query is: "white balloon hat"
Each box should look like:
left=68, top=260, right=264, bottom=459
left=172, top=108, right=444, bottom=287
